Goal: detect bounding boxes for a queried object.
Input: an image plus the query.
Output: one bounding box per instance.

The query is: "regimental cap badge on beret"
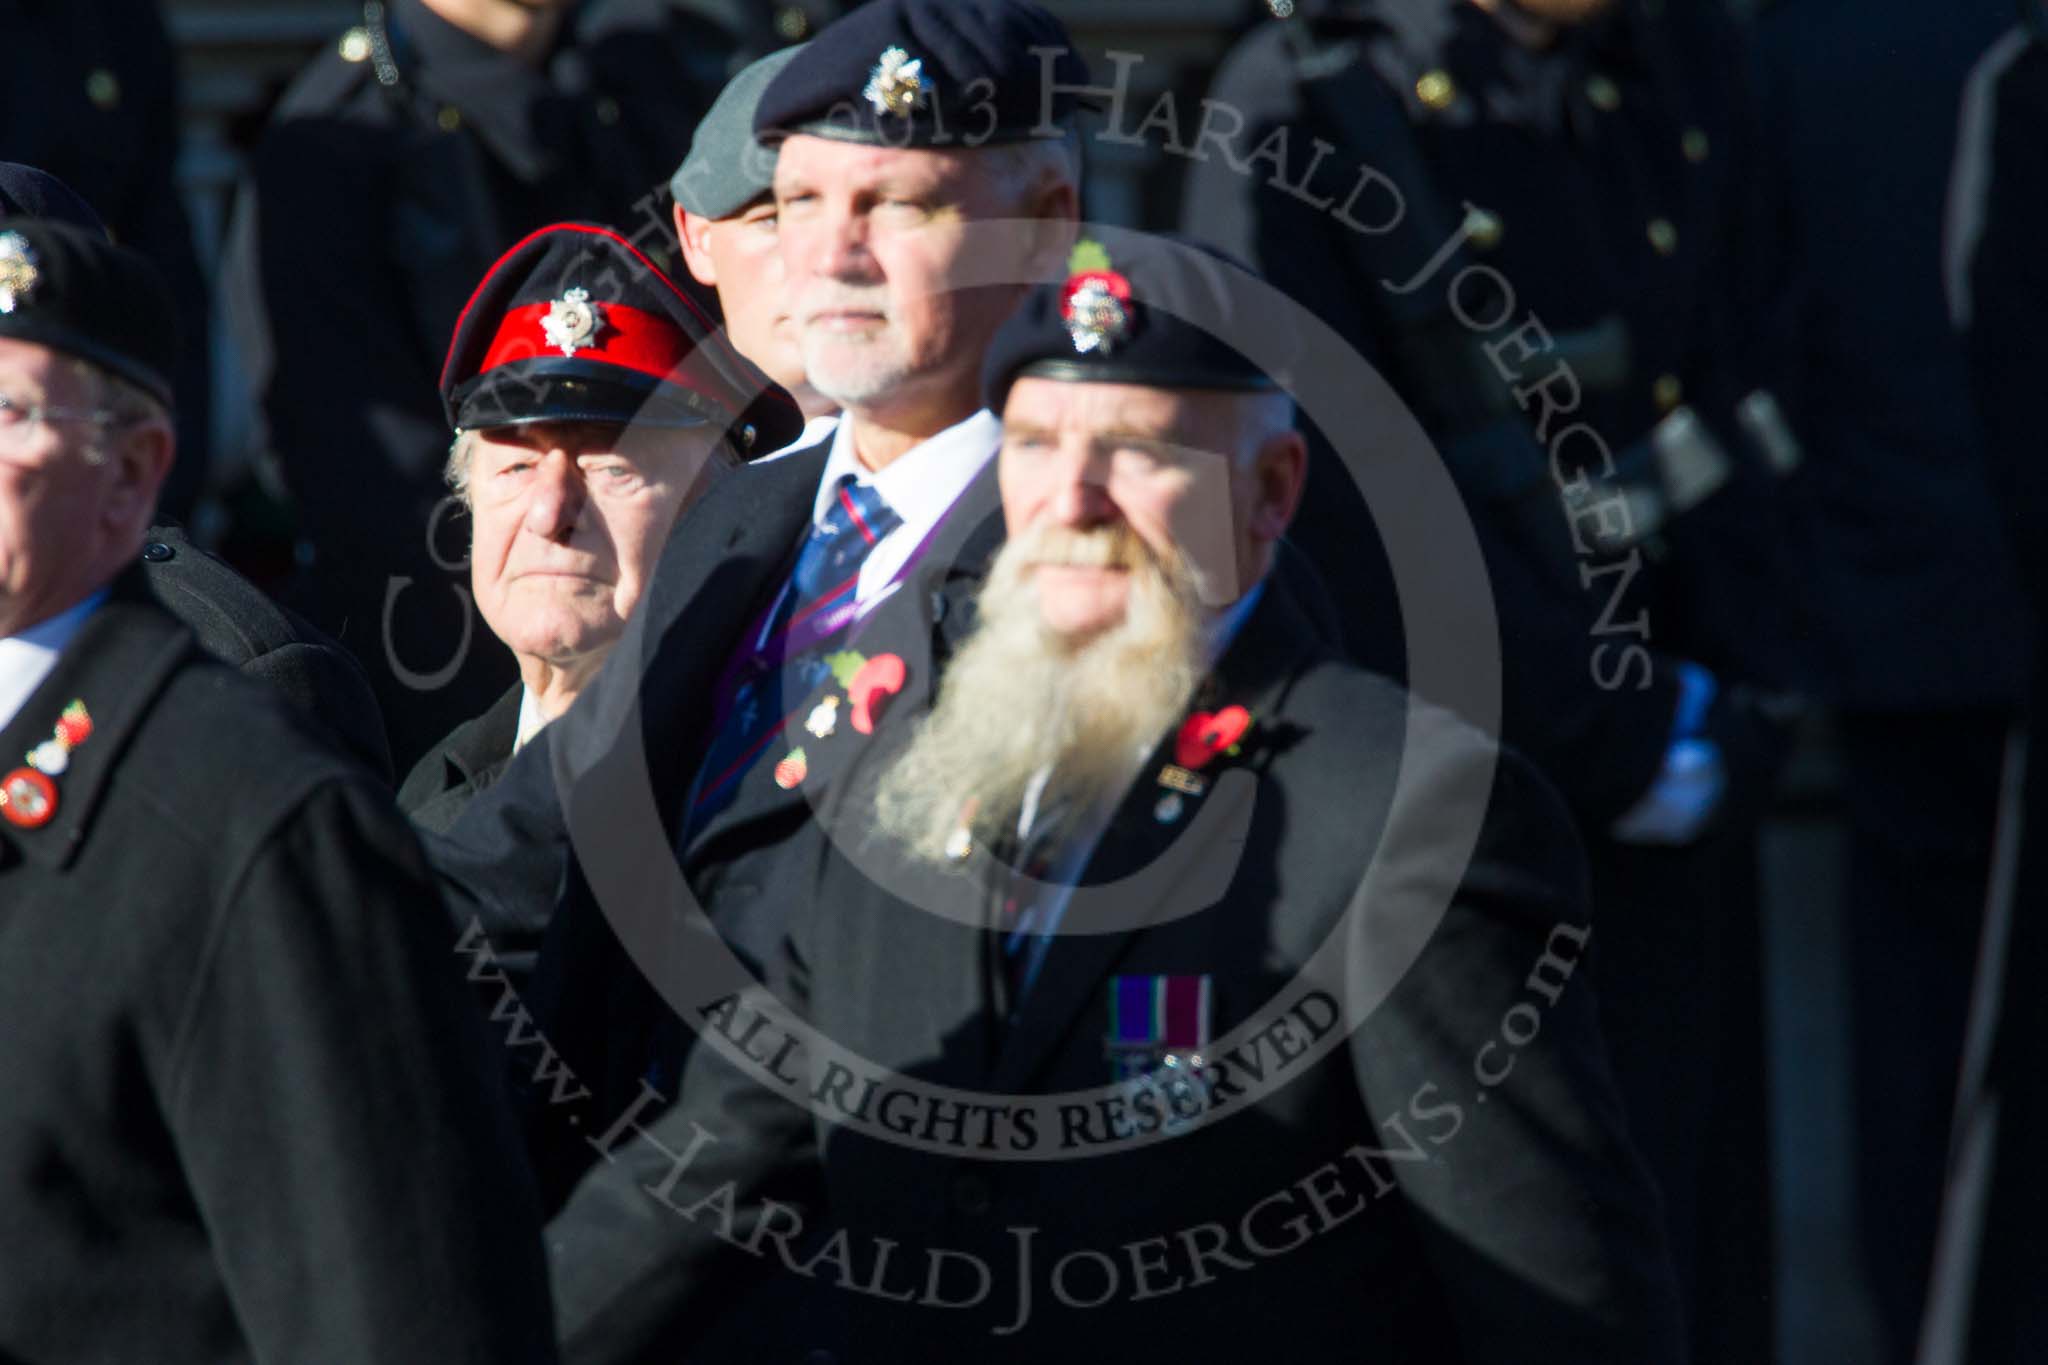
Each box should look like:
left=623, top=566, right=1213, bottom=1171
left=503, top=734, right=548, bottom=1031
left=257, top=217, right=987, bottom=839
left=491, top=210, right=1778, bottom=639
left=0, top=231, right=41, bottom=315
left=1060, top=240, right=1135, bottom=356
left=863, top=46, right=930, bottom=118
left=540, top=286, right=602, bottom=358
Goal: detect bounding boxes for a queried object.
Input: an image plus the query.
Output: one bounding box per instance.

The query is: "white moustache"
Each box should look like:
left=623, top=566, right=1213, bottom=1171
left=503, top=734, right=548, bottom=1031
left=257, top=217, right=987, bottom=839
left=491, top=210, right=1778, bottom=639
left=801, top=287, right=892, bottom=325
left=1022, top=525, right=1144, bottom=572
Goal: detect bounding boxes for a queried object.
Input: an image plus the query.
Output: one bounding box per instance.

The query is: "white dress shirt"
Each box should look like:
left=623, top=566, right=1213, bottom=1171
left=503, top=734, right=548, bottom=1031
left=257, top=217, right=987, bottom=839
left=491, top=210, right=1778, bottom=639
left=513, top=687, right=548, bottom=756
left=0, top=592, right=107, bottom=733
left=811, top=409, right=1001, bottom=612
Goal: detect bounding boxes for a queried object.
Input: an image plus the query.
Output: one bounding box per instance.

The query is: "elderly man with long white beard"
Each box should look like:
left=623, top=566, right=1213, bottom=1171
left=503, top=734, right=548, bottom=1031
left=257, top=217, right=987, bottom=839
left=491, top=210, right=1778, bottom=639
left=537, top=235, right=1685, bottom=1364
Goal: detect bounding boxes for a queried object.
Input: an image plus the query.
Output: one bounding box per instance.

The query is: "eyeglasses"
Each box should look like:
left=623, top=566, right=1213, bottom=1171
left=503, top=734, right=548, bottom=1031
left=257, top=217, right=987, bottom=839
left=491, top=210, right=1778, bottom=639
left=0, top=392, right=117, bottom=461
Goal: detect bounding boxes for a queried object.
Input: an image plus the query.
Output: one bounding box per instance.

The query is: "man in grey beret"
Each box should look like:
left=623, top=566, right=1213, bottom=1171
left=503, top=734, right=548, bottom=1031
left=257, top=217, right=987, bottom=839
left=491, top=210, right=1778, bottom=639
left=671, top=45, right=839, bottom=456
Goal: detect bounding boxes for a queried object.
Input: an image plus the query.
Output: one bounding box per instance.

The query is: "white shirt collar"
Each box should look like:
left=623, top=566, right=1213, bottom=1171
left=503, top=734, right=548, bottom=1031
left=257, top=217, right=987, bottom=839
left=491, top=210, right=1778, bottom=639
left=0, top=591, right=109, bottom=733
left=513, top=687, right=548, bottom=755
left=812, top=409, right=1000, bottom=532
left=812, top=409, right=1002, bottom=607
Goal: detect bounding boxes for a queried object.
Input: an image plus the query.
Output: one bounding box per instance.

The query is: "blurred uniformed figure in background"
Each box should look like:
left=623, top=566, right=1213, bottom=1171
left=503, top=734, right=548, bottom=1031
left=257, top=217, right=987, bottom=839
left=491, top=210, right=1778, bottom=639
left=0, top=0, right=212, bottom=522
left=1183, top=0, right=1806, bottom=1357
left=1932, top=7, right=2048, bottom=1362
left=221, top=0, right=747, bottom=772
left=1751, top=0, right=2035, bottom=1358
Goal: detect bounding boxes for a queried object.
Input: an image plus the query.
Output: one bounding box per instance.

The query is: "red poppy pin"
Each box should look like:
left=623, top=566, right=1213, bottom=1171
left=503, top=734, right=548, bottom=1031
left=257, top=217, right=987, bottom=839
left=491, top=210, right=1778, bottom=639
left=4, top=698, right=92, bottom=829
left=1175, top=704, right=1253, bottom=772
left=0, top=767, right=56, bottom=829
left=1061, top=240, right=1134, bottom=356
left=848, top=653, right=908, bottom=735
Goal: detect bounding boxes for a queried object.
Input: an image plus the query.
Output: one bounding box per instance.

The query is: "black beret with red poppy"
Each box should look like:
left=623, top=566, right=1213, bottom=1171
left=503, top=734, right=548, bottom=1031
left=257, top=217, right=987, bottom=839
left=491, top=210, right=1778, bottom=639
left=438, top=221, right=803, bottom=457
left=982, top=232, right=1293, bottom=412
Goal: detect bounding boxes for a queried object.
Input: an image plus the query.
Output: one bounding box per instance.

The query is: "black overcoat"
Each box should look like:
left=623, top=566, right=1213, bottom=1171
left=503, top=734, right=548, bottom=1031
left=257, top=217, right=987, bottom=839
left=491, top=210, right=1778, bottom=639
left=537, top=574, right=1686, bottom=1364
left=0, top=572, right=555, bottom=1363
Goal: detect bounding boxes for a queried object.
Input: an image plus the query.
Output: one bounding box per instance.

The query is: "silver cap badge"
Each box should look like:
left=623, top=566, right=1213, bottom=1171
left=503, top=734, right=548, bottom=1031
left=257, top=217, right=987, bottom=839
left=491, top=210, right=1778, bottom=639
left=0, top=233, right=42, bottom=315
left=540, top=286, right=601, bottom=358
left=864, top=46, right=930, bottom=118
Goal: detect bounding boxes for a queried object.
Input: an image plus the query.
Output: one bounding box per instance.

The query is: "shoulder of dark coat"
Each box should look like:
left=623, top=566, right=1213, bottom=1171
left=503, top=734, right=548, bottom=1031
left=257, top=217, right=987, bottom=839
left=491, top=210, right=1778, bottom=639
left=1273, top=654, right=1576, bottom=862
left=267, top=39, right=383, bottom=123
left=1207, top=19, right=1307, bottom=113
left=398, top=684, right=522, bottom=814
left=141, top=527, right=312, bottom=660
left=113, top=651, right=400, bottom=870
left=139, top=528, right=393, bottom=781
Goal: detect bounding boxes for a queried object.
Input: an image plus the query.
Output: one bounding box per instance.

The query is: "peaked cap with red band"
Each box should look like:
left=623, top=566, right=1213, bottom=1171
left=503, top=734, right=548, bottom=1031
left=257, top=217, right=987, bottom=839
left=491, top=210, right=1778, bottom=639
left=439, top=221, right=803, bottom=455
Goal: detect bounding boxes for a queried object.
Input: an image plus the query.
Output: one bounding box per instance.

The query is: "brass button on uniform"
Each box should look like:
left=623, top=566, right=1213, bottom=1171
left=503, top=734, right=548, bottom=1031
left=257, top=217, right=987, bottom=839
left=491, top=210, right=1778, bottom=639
left=594, top=95, right=621, bottom=126
left=1682, top=127, right=1710, bottom=163
left=338, top=27, right=372, bottom=63
left=1416, top=69, right=1457, bottom=112
left=85, top=69, right=121, bottom=112
left=437, top=105, right=463, bottom=132
left=775, top=6, right=810, bottom=40
left=1463, top=204, right=1505, bottom=251
left=1647, top=217, right=1679, bottom=255
left=1653, top=373, right=1683, bottom=412
left=1585, top=74, right=1621, bottom=112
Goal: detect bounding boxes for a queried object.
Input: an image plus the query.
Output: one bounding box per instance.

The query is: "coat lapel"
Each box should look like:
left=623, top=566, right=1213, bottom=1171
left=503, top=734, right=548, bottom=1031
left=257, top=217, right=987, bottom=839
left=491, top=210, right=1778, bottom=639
left=990, top=579, right=1327, bottom=1093
left=618, top=438, right=830, bottom=836
left=443, top=684, right=524, bottom=787
left=0, top=573, right=195, bottom=873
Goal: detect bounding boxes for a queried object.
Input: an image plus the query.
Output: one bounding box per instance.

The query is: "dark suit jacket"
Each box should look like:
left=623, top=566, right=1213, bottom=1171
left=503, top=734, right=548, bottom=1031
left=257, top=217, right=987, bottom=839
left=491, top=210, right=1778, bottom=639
left=0, top=572, right=554, bottom=1363
left=424, top=430, right=1009, bottom=1198
left=427, top=431, right=837, bottom=989
left=541, top=576, right=1685, bottom=1364
left=400, top=681, right=524, bottom=834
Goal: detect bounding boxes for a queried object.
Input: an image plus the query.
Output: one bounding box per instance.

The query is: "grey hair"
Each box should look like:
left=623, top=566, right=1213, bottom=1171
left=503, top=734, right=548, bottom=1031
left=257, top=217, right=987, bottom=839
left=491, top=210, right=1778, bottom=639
left=1237, top=388, right=1298, bottom=455
left=984, top=122, right=1082, bottom=207
left=445, top=428, right=479, bottom=507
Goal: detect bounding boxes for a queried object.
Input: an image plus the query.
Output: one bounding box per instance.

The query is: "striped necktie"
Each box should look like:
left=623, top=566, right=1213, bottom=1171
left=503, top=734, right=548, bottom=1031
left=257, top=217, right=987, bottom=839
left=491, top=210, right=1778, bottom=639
left=684, top=475, right=902, bottom=836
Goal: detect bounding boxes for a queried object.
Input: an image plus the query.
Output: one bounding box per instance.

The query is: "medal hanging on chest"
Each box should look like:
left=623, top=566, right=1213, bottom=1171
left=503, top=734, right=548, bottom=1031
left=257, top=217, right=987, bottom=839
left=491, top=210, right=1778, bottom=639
left=1105, top=973, right=1213, bottom=1082
left=2, top=699, right=92, bottom=830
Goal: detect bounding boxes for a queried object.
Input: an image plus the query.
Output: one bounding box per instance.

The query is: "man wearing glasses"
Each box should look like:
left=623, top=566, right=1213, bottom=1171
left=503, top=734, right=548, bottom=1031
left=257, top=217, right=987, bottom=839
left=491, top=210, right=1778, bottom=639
left=0, top=217, right=556, bottom=1362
